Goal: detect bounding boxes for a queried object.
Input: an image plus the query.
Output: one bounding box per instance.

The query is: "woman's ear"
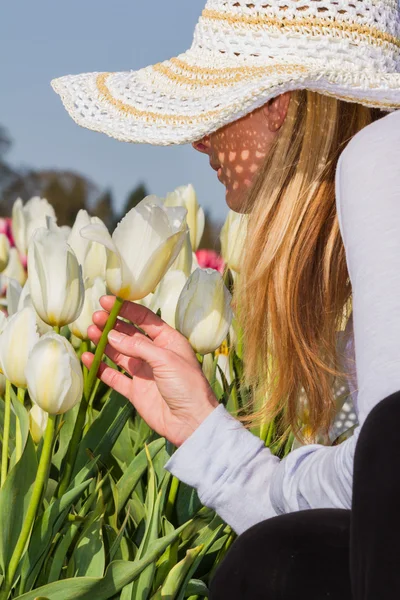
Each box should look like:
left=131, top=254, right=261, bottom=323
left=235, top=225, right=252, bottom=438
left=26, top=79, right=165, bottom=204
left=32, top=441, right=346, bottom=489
left=262, top=91, right=291, bottom=132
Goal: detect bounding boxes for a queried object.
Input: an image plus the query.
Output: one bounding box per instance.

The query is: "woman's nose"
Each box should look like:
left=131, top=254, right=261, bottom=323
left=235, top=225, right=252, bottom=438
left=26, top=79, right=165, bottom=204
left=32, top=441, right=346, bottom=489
left=192, top=136, right=211, bottom=155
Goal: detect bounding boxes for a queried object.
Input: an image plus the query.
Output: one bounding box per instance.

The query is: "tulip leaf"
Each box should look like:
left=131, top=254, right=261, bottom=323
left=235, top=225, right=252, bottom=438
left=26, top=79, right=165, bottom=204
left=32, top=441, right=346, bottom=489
left=73, top=391, right=134, bottom=478
left=185, top=579, right=209, bottom=596
left=52, top=403, right=80, bottom=470
left=14, top=523, right=189, bottom=600
left=160, top=545, right=204, bottom=599
left=175, top=483, right=202, bottom=526
left=175, top=524, right=224, bottom=600
left=0, top=434, right=37, bottom=575
left=116, top=438, right=165, bottom=515
left=18, top=479, right=92, bottom=593
left=71, top=516, right=106, bottom=577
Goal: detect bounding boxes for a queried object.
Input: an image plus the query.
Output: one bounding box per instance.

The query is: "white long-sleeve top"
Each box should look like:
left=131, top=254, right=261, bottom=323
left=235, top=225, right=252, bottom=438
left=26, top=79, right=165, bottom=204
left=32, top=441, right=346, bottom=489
left=164, top=109, right=400, bottom=535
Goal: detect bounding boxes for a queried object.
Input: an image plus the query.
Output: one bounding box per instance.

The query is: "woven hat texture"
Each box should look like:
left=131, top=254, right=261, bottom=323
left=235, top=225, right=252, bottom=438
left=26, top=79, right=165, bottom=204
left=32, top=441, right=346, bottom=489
left=52, top=0, right=400, bottom=146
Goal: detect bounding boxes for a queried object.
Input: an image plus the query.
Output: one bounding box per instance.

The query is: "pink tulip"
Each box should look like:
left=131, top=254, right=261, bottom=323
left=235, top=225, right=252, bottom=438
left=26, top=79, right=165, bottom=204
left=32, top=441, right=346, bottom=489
left=195, top=249, right=225, bottom=274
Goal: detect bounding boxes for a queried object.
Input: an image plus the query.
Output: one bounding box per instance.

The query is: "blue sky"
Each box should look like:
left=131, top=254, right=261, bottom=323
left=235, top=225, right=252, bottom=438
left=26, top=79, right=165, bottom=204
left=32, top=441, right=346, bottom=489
left=0, top=0, right=228, bottom=224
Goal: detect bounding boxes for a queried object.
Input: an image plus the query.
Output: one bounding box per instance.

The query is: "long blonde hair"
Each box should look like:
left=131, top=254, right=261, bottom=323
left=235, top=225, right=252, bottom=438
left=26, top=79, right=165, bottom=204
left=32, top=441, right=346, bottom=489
left=231, top=89, right=385, bottom=444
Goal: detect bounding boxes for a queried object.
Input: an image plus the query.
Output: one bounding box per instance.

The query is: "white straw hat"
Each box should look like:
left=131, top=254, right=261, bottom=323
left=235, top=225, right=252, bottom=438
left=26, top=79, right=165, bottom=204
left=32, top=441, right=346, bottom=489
left=52, top=0, right=400, bottom=146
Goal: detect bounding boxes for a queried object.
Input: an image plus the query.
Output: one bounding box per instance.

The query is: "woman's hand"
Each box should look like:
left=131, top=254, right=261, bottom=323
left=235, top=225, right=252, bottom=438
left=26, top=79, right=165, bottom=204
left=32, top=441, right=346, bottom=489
left=81, top=296, right=219, bottom=447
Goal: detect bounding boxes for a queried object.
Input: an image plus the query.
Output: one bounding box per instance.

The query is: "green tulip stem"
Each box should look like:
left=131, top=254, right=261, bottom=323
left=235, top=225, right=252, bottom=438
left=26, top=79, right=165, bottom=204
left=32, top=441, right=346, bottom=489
left=53, top=326, right=60, bottom=335
left=165, top=475, right=180, bottom=522
left=57, top=297, right=124, bottom=498
left=228, top=349, right=239, bottom=415
left=0, top=380, right=11, bottom=488
left=15, top=388, right=26, bottom=463
left=81, top=340, right=90, bottom=388
left=1, top=413, right=56, bottom=600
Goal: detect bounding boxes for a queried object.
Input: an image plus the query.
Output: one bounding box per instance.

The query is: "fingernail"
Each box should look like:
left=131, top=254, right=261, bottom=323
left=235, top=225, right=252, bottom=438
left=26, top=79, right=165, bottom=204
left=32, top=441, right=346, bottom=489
left=108, top=330, right=123, bottom=343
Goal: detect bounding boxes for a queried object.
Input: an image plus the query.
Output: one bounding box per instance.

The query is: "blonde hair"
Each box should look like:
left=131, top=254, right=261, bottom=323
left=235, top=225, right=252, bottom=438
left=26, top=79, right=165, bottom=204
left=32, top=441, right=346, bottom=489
left=230, top=89, right=385, bottom=445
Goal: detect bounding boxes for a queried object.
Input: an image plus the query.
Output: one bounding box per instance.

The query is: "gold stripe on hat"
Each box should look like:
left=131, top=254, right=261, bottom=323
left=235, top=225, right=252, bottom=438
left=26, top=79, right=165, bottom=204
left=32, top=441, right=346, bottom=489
left=202, top=9, right=400, bottom=50
left=96, top=71, right=400, bottom=124
left=153, top=62, right=307, bottom=86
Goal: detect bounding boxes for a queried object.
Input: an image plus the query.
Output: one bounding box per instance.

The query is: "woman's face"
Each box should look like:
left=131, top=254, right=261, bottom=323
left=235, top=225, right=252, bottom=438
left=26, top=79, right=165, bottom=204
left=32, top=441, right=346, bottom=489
left=192, top=92, right=291, bottom=213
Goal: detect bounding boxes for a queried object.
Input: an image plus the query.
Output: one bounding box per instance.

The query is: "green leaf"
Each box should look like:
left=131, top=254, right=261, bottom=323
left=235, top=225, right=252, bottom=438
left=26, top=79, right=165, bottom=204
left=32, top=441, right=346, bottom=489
left=0, top=435, right=37, bottom=574
left=18, top=479, right=92, bottom=593
left=9, top=387, right=29, bottom=465
left=116, top=439, right=165, bottom=514
left=72, top=391, right=134, bottom=478
left=185, top=579, right=209, bottom=597
left=14, top=522, right=189, bottom=600
left=160, top=545, right=204, bottom=599
left=72, top=517, right=105, bottom=577
left=52, top=404, right=80, bottom=471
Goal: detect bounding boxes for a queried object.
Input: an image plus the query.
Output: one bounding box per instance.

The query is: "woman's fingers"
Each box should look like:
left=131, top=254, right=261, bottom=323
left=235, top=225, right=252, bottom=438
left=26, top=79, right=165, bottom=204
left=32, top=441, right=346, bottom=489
left=87, top=324, right=142, bottom=374
left=106, top=328, right=167, bottom=369
left=81, top=352, right=133, bottom=398
left=99, top=296, right=199, bottom=368
left=100, top=296, right=181, bottom=345
left=92, top=310, right=142, bottom=338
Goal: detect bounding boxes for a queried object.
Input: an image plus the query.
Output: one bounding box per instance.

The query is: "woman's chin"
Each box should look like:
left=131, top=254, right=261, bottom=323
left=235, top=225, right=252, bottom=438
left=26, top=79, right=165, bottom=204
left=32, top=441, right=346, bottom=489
left=225, top=187, right=247, bottom=213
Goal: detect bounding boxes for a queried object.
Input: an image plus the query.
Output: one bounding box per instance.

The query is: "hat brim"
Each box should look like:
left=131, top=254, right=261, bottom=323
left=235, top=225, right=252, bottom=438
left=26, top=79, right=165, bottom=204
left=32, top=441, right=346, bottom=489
left=52, top=48, right=400, bottom=146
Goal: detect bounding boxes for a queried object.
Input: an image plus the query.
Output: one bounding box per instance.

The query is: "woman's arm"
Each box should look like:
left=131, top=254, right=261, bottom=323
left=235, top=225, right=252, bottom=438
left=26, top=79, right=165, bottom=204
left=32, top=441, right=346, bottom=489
left=166, top=109, right=400, bottom=531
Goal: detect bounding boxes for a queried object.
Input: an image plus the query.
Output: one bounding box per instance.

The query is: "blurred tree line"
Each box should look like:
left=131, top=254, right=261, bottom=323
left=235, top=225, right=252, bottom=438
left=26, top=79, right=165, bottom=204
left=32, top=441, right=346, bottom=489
left=0, top=124, right=221, bottom=251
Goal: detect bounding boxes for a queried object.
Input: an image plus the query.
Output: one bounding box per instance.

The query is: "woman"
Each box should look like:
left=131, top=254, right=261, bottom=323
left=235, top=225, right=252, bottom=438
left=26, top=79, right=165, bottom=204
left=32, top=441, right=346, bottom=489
left=52, top=1, right=400, bottom=597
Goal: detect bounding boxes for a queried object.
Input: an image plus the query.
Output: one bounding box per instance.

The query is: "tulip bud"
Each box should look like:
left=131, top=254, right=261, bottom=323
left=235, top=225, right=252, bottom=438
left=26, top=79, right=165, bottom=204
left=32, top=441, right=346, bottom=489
left=17, top=281, right=52, bottom=335
left=176, top=268, right=233, bottom=355
left=26, top=333, right=83, bottom=414
left=1, top=248, right=27, bottom=288
left=28, top=226, right=84, bottom=327
left=29, top=404, right=49, bottom=444
left=164, top=184, right=205, bottom=251
left=0, top=233, right=10, bottom=272
left=6, top=278, right=22, bottom=317
left=81, top=195, right=188, bottom=301
left=220, top=211, right=248, bottom=273
left=169, top=232, right=192, bottom=277
left=69, top=277, right=107, bottom=340
left=0, top=307, right=40, bottom=388
left=149, top=270, right=188, bottom=328
left=68, top=210, right=107, bottom=283
left=12, top=197, right=57, bottom=262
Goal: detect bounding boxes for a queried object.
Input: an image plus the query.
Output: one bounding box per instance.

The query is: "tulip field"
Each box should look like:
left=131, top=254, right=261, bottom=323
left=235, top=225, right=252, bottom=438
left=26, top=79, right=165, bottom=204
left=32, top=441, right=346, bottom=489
left=0, top=187, right=351, bottom=598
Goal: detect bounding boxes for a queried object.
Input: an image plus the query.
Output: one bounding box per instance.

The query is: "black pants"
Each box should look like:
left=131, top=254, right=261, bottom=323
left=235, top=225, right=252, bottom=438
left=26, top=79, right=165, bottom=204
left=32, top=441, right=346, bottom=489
left=209, top=389, right=400, bottom=599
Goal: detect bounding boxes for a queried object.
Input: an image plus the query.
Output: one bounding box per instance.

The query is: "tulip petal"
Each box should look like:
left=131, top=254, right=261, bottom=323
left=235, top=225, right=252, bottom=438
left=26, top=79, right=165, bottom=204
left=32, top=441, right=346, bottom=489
left=0, top=306, right=39, bottom=387
left=26, top=333, right=83, bottom=414
left=80, top=222, right=117, bottom=254
left=6, top=278, right=22, bottom=317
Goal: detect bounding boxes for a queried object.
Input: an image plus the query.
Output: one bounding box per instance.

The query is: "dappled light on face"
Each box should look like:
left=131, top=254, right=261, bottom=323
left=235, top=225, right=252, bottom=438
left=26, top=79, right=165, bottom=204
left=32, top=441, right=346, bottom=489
left=211, top=109, right=274, bottom=212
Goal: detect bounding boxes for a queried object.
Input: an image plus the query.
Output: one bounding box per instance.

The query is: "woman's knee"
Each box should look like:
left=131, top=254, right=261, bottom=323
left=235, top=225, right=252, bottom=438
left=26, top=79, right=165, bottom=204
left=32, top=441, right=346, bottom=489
left=209, top=509, right=351, bottom=600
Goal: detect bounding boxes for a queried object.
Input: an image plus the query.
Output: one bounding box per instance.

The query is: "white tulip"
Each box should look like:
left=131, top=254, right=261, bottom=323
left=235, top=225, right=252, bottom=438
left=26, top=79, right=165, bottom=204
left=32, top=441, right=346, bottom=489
left=169, top=231, right=192, bottom=277
left=12, top=197, right=57, bottom=259
left=70, top=277, right=107, bottom=340
left=164, top=184, right=205, bottom=251
left=17, top=281, right=52, bottom=335
left=1, top=248, right=27, bottom=288
left=81, top=195, right=188, bottom=301
left=216, top=352, right=232, bottom=387
left=29, top=404, right=49, bottom=444
left=26, top=333, right=83, bottom=415
left=68, top=210, right=107, bottom=283
left=0, top=307, right=40, bottom=388
left=191, top=251, right=200, bottom=274
left=28, top=226, right=84, bottom=327
left=0, top=234, right=10, bottom=272
left=176, top=268, right=233, bottom=355
left=220, top=211, right=248, bottom=273
left=6, top=278, right=22, bottom=317
left=149, top=270, right=188, bottom=328
left=0, top=311, right=7, bottom=335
